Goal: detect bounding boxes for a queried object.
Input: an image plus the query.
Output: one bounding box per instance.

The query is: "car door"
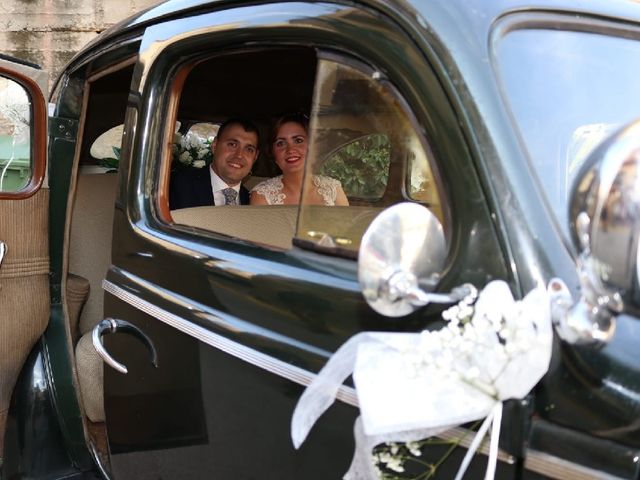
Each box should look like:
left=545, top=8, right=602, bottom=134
left=0, top=57, right=49, bottom=455
left=96, top=3, right=516, bottom=479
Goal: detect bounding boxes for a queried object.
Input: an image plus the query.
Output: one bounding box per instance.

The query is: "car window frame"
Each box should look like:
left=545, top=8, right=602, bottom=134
left=122, top=0, right=486, bottom=301
left=0, top=63, right=47, bottom=200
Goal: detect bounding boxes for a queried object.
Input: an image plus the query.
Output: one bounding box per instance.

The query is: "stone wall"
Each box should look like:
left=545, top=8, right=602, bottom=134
left=0, top=0, right=160, bottom=89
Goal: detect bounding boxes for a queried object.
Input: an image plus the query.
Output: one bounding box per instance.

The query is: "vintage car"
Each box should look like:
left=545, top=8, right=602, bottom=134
left=1, top=0, right=640, bottom=477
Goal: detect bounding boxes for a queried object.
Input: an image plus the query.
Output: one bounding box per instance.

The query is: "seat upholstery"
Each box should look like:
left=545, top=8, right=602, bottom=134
left=0, top=189, right=50, bottom=452
left=66, top=273, right=90, bottom=343
left=75, top=332, right=104, bottom=423
left=171, top=205, right=298, bottom=250
left=171, top=204, right=383, bottom=252
left=68, top=173, right=117, bottom=336
left=69, top=173, right=118, bottom=424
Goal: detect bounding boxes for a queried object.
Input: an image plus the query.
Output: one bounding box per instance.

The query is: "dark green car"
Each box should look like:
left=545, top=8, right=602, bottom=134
left=1, top=0, right=640, bottom=478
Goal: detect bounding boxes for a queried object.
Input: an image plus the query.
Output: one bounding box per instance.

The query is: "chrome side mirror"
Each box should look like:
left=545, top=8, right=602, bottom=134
left=358, top=202, right=470, bottom=317
left=555, top=119, right=640, bottom=344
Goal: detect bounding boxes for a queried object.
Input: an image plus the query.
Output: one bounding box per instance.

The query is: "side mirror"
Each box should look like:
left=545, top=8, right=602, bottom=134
left=358, top=202, right=470, bottom=317
left=556, top=119, right=640, bottom=344
left=570, top=119, right=640, bottom=298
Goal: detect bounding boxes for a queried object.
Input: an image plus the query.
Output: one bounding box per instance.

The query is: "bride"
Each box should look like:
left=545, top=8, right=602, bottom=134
left=250, top=113, right=349, bottom=206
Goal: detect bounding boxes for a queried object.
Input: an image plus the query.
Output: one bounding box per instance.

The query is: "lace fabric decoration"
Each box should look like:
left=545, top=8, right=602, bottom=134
left=251, top=175, right=340, bottom=205
left=252, top=176, right=286, bottom=205
left=314, top=175, right=339, bottom=206
left=291, top=280, right=556, bottom=480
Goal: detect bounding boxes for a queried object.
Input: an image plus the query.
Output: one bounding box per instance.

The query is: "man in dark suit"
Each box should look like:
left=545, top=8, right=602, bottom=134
left=169, top=118, right=259, bottom=210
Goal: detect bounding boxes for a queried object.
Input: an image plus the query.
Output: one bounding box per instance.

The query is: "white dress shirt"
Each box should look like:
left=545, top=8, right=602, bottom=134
left=209, top=166, right=241, bottom=205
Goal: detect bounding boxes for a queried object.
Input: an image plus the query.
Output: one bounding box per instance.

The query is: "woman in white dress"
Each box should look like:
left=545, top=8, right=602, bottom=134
left=250, top=113, right=349, bottom=206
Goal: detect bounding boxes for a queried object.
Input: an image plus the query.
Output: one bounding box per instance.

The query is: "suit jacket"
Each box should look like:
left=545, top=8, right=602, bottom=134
left=169, top=167, right=250, bottom=210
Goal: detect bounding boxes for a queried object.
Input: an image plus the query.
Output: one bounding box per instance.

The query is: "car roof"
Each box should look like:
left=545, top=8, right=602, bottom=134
left=60, top=0, right=640, bottom=85
left=82, top=0, right=640, bottom=52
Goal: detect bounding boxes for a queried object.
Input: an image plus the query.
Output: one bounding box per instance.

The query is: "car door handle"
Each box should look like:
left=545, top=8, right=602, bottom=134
left=92, top=318, right=158, bottom=374
left=0, top=241, right=6, bottom=269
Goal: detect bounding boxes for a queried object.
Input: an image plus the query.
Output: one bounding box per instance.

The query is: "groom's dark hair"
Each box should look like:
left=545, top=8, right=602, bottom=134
left=216, top=117, right=260, bottom=144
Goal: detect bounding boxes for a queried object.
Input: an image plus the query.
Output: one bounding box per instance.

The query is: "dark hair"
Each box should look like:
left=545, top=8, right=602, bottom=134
left=269, top=113, right=309, bottom=147
left=217, top=117, right=260, bottom=144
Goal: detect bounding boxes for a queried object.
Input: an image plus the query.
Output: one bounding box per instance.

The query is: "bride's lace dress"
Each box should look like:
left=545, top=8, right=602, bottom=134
left=251, top=175, right=341, bottom=205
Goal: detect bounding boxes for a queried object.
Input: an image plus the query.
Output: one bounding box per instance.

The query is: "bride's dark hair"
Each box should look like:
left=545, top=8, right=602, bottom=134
left=269, top=112, right=309, bottom=151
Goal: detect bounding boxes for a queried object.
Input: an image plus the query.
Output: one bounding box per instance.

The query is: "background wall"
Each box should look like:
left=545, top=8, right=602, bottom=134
left=0, top=0, right=160, bottom=89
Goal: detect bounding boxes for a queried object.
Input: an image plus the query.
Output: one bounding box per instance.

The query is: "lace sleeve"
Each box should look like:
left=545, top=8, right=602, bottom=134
left=251, top=176, right=285, bottom=205
left=314, top=176, right=342, bottom=206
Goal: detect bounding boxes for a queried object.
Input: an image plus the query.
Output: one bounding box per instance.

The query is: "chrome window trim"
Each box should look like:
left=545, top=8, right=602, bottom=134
left=103, top=278, right=617, bottom=478
left=102, top=279, right=360, bottom=404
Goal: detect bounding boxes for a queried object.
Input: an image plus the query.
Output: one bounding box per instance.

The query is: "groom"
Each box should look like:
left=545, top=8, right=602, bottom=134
left=169, top=118, right=259, bottom=210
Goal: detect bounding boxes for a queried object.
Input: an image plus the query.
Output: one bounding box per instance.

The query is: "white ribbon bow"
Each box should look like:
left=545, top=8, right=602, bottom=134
left=292, top=280, right=554, bottom=479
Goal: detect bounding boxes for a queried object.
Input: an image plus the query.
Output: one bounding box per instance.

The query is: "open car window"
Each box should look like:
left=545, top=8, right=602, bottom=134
left=166, top=47, right=317, bottom=250
left=165, top=48, right=445, bottom=255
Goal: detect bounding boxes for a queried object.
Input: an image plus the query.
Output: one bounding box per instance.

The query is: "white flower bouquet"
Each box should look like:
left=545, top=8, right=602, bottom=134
left=172, top=132, right=213, bottom=170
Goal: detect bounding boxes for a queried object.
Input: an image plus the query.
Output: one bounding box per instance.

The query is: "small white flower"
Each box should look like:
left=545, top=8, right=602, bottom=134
left=458, top=305, right=474, bottom=319
left=378, top=452, right=393, bottom=465
left=406, top=441, right=421, bottom=456
left=445, top=305, right=459, bottom=319
left=465, top=366, right=480, bottom=380
left=386, top=457, right=405, bottom=473
left=192, top=160, right=206, bottom=168
left=378, top=449, right=405, bottom=472
left=179, top=151, right=192, bottom=164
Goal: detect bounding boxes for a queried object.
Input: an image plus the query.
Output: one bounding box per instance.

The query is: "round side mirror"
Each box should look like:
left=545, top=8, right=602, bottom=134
left=570, top=119, right=640, bottom=308
left=358, top=202, right=452, bottom=317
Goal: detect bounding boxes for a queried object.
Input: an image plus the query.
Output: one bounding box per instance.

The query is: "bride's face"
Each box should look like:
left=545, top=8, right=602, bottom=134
left=273, top=121, right=308, bottom=175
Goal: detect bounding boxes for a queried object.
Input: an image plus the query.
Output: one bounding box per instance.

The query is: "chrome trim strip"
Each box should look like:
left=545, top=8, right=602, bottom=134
left=88, top=440, right=110, bottom=480
left=524, top=449, right=626, bottom=480
left=102, top=279, right=359, bottom=406
left=103, top=279, right=617, bottom=478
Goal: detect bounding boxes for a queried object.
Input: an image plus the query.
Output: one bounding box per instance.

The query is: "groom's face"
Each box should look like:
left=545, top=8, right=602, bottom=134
left=211, top=123, right=258, bottom=186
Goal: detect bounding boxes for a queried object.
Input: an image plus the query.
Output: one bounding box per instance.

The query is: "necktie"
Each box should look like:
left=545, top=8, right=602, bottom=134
left=222, top=187, right=238, bottom=205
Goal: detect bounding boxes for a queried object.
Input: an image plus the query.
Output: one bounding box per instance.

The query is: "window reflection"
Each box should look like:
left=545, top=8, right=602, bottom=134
left=298, top=57, right=444, bottom=253
left=0, top=76, right=31, bottom=192
left=495, top=28, right=640, bottom=238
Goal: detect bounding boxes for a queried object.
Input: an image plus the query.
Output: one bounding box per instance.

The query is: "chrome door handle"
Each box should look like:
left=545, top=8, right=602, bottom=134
left=92, top=318, right=158, bottom=374
left=0, top=241, right=6, bottom=269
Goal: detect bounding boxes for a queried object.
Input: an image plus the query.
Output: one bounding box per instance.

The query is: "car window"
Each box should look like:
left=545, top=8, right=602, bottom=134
left=164, top=49, right=444, bottom=254
left=165, top=47, right=318, bottom=249
left=0, top=75, right=32, bottom=192
left=296, top=56, right=444, bottom=253
left=493, top=25, right=640, bottom=239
